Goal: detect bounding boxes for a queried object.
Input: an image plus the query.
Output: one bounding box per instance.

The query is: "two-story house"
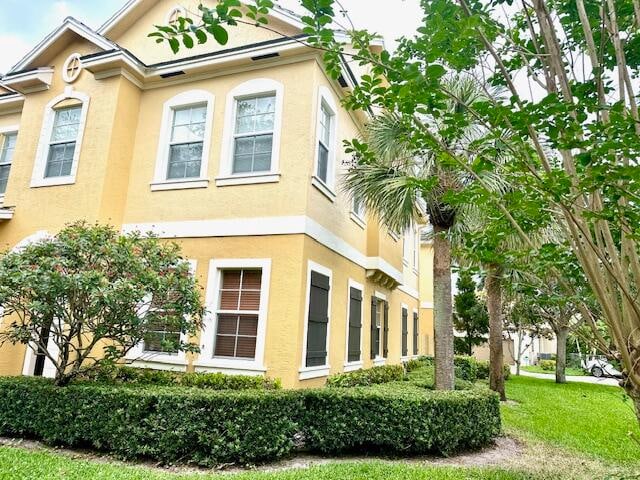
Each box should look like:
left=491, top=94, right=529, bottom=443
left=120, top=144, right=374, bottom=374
left=0, top=0, right=433, bottom=387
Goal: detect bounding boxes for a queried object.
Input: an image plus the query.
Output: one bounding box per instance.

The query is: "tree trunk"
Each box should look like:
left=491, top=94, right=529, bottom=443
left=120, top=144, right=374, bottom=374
left=486, top=265, right=506, bottom=401
left=433, top=225, right=455, bottom=390
left=555, top=327, right=569, bottom=384
left=516, top=331, right=523, bottom=376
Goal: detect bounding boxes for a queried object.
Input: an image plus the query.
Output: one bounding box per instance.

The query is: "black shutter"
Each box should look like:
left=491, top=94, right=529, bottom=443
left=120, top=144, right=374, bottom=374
left=370, top=297, right=377, bottom=359
left=383, top=300, right=389, bottom=358
left=347, top=287, right=362, bottom=362
left=401, top=307, right=408, bottom=357
left=305, top=271, right=330, bottom=367
left=413, top=311, right=419, bottom=355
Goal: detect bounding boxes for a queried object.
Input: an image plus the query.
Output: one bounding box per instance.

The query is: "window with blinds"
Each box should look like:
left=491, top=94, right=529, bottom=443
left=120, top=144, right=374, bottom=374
left=214, top=269, right=262, bottom=359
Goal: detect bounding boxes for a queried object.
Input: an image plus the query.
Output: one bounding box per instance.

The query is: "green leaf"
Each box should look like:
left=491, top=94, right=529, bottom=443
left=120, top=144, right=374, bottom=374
left=182, top=33, right=194, bottom=49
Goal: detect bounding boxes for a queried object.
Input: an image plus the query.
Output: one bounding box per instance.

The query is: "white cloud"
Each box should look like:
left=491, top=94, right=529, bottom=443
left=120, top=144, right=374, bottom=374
left=47, top=1, right=72, bottom=25
left=0, top=34, right=33, bottom=74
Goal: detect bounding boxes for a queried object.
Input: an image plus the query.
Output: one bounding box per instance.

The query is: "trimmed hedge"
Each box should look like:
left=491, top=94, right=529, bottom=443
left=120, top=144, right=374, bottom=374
left=300, top=384, right=501, bottom=455
left=0, top=374, right=501, bottom=466
left=325, top=365, right=404, bottom=388
left=78, top=365, right=281, bottom=390
left=0, top=377, right=298, bottom=466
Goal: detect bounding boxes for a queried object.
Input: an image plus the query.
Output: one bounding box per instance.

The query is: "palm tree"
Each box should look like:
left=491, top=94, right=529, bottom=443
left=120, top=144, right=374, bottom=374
left=343, top=76, right=489, bottom=390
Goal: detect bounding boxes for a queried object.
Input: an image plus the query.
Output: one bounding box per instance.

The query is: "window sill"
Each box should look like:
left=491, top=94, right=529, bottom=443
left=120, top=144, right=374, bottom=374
left=343, top=361, right=363, bottom=373
left=193, top=358, right=266, bottom=376
left=150, top=178, right=209, bottom=191
left=311, top=176, right=336, bottom=202
left=400, top=356, right=410, bottom=363
left=126, top=358, right=187, bottom=371
left=350, top=212, right=366, bottom=229
left=373, top=357, right=386, bottom=366
left=30, top=176, right=76, bottom=188
left=215, top=173, right=280, bottom=187
left=299, top=365, right=330, bottom=380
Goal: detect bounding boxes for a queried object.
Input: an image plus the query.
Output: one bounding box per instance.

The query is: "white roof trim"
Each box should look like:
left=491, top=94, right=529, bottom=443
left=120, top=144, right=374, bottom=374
left=98, top=0, right=303, bottom=36
left=10, top=17, right=116, bottom=74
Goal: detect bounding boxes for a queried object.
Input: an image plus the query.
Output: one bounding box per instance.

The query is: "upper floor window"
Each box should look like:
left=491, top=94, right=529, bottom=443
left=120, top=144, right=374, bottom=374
left=168, top=105, right=206, bottom=179
left=31, top=91, right=90, bottom=188
left=152, top=90, right=214, bottom=191
left=413, top=227, right=420, bottom=270
left=0, top=131, right=17, bottom=195
left=218, top=79, right=283, bottom=186
left=233, top=94, right=275, bottom=174
left=46, top=106, right=81, bottom=178
left=62, top=53, right=82, bottom=83
left=316, top=103, right=333, bottom=183
left=311, top=87, right=338, bottom=199
left=403, top=229, right=411, bottom=265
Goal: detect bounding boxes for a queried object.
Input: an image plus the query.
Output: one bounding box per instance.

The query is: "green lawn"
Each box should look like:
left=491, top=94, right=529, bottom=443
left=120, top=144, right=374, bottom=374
left=520, top=366, right=585, bottom=376
left=502, top=375, right=639, bottom=466
left=0, top=447, right=536, bottom=480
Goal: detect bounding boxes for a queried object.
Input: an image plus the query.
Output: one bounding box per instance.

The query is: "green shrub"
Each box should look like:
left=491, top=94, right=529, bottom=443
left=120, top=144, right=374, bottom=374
left=300, top=384, right=501, bottom=455
left=539, top=360, right=556, bottom=371
left=403, top=358, right=424, bottom=373
left=78, top=365, right=280, bottom=390
left=0, top=377, right=298, bottom=466
left=475, top=361, right=511, bottom=381
left=454, top=356, right=479, bottom=382
left=405, top=365, right=473, bottom=390
left=326, top=365, right=404, bottom=388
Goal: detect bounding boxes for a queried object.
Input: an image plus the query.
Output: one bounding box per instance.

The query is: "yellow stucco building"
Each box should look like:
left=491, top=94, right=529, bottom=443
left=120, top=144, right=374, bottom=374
left=0, top=0, right=434, bottom=388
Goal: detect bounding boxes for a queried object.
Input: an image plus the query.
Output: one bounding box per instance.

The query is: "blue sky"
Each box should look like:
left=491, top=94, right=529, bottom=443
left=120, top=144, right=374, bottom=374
left=0, top=0, right=423, bottom=74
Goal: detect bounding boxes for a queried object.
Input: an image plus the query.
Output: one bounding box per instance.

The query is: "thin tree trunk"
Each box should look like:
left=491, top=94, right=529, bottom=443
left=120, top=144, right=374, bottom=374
left=433, top=225, right=455, bottom=390
left=486, top=265, right=506, bottom=401
left=516, top=331, right=523, bottom=376
left=555, top=327, right=569, bottom=384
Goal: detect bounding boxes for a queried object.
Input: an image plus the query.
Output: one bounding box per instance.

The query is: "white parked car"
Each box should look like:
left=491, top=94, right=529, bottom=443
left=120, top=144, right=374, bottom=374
left=582, top=357, right=623, bottom=378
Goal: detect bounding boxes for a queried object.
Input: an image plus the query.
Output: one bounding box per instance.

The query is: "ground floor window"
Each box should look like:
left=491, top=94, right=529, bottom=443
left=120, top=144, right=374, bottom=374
left=305, top=269, right=331, bottom=367
left=143, top=317, right=180, bottom=354
left=347, top=284, right=362, bottom=363
left=370, top=297, right=388, bottom=359
left=214, top=269, right=262, bottom=359
left=413, top=311, right=419, bottom=355
left=401, top=306, right=408, bottom=357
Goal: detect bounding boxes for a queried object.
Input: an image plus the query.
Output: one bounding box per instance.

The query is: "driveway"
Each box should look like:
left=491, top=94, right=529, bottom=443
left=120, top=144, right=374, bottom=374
left=510, top=366, right=621, bottom=387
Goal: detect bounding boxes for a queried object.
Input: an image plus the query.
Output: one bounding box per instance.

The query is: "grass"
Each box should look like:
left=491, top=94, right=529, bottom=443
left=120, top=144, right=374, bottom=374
left=0, top=446, right=538, bottom=480
left=520, top=366, right=585, bottom=376
left=502, top=375, right=640, bottom=466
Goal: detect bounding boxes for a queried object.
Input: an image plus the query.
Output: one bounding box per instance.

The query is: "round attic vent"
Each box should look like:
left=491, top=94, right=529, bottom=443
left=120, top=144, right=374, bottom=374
left=62, top=53, right=82, bottom=83
left=167, top=6, right=187, bottom=25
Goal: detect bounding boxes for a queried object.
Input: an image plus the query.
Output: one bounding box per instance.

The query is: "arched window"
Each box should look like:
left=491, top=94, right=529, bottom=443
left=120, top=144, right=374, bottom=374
left=31, top=91, right=90, bottom=188
left=217, top=78, right=284, bottom=186
left=151, top=90, right=215, bottom=191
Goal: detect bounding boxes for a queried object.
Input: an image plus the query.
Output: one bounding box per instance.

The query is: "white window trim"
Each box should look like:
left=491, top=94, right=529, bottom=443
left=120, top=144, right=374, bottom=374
left=0, top=125, right=19, bottom=204
left=126, top=260, right=197, bottom=366
left=217, top=78, right=284, bottom=186
left=373, top=291, right=387, bottom=362
left=343, top=278, right=364, bottom=369
left=151, top=90, right=214, bottom=191
left=350, top=197, right=366, bottom=229
left=401, top=303, right=410, bottom=361
left=194, top=258, right=271, bottom=373
left=413, top=227, right=420, bottom=273
left=299, top=260, right=332, bottom=380
left=31, top=88, right=89, bottom=188
left=311, top=86, right=338, bottom=201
